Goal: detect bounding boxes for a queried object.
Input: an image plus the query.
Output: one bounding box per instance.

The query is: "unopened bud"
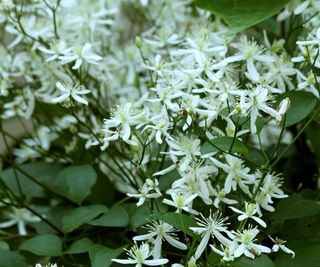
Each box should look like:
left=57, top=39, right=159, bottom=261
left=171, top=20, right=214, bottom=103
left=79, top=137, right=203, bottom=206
left=135, top=36, right=142, bottom=49
left=276, top=97, right=290, bottom=125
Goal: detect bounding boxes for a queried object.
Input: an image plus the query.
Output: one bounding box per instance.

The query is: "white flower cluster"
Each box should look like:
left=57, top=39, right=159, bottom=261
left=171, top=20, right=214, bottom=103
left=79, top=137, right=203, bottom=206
left=0, top=0, right=317, bottom=265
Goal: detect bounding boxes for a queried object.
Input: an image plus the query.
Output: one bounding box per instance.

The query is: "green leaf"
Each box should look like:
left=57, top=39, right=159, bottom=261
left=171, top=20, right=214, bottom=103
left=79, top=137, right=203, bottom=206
left=64, top=238, right=93, bottom=254
left=158, top=169, right=179, bottom=190
left=152, top=212, right=198, bottom=238
left=62, top=204, right=108, bottom=233
left=201, top=136, right=248, bottom=155
left=233, top=254, right=275, bottom=267
left=0, top=241, right=9, bottom=250
left=195, top=0, right=290, bottom=34
left=0, top=249, right=28, bottom=267
left=89, top=244, right=127, bottom=267
left=274, top=240, right=320, bottom=267
left=0, top=162, right=62, bottom=198
left=127, top=204, right=152, bottom=229
left=56, top=165, right=97, bottom=205
left=89, top=205, right=129, bottom=227
left=19, top=234, right=62, bottom=256
left=277, top=91, right=318, bottom=127
left=271, top=195, right=320, bottom=220
left=207, top=251, right=221, bottom=265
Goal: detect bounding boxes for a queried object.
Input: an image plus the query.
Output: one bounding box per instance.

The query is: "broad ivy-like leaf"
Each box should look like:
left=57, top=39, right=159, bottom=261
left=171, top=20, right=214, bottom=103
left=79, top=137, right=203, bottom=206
left=19, top=234, right=62, bottom=256
left=201, top=136, right=248, bottom=155
left=271, top=194, right=320, bottom=220
left=233, top=254, right=275, bottom=267
left=195, top=0, right=290, bottom=33
left=127, top=204, right=152, bottom=229
left=57, top=165, right=97, bottom=205
left=274, top=240, right=320, bottom=267
left=0, top=249, right=28, bottom=267
left=64, top=238, right=93, bottom=254
left=0, top=162, right=62, bottom=197
left=152, top=212, right=198, bottom=238
left=89, top=205, right=129, bottom=227
left=277, top=91, right=318, bottom=127
left=62, top=204, right=108, bottom=233
left=89, top=244, right=127, bottom=267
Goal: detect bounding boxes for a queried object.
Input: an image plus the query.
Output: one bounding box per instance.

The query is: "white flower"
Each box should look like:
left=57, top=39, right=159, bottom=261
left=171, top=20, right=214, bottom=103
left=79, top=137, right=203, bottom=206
left=212, top=187, right=238, bottom=208
left=52, top=81, right=91, bottom=106
left=112, top=243, right=168, bottom=266
left=143, top=115, right=173, bottom=144
left=210, top=242, right=237, bottom=262
left=190, top=211, right=233, bottom=259
left=230, top=202, right=267, bottom=228
left=0, top=206, right=41, bottom=236
left=210, top=154, right=254, bottom=194
left=35, top=263, right=58, bottom=267
left=242, top=86, right=281, bottom=133
left=172, top=256, right=198, bottom=267
left=1, top=0, right=14, bottom=9
left=254, top=172, right=287, bottom=216
left=38, top=40, right=71, bottom=62
left=59, top=43, right=103, bottom=69
left=133, top=220, right=187, bottom=259
left=167, top=135, right=201, bottom=171
left=269, top=236, right=295, bottom=258
left=162, top=192, right=198, bottom=214
left=103, top=103, right=145, bottom=142
left=143, top=54, right=168, bottom=77
left=234, top=227, right=271, bottom=259
left=224, top=36, right=274, bottom=82
left=297, top=28, right=320, bottom=48
left=127, top=179, right=162, bottom=206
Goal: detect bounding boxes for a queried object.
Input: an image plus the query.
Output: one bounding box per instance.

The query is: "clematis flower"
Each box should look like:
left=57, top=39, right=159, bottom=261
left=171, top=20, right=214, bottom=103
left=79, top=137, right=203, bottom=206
left=190, top=211, right=233, bottom=259
left=127, top=179, right=162, bottom=206
left=242, top=86, right=281, bottom=134
left=162, top=192, right=198, bottom=214
left=51, top=81, right=91, bottom=106
left=269, top=236, right=295, bottom=258
left=112, top=243, right=168, bottom=266
left=133, top=220, right=187, bottom=259
left=234, top=227, right=271, bottom=259
left=59, top=43, right=103, bottom=69
left=223, top=36, right=274, bottom=82
left=0, top=206, right=41, bottom=236
left=35, top=264, right=58, bottom=267
left=210, top=154, right=254, bottom=194
left=230, top=202, right=267, bottom=228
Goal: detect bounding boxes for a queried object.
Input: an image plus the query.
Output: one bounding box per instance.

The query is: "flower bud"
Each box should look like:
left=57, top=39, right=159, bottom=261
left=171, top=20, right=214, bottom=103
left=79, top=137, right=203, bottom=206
left=135, top=36, right=142, bottom=49
left=276, top=97, right=290, bottom=125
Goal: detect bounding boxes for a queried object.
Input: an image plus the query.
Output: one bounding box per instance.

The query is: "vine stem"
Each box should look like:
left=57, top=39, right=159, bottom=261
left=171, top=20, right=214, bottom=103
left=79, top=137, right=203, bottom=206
left=271, top=103, right=320, bottom=167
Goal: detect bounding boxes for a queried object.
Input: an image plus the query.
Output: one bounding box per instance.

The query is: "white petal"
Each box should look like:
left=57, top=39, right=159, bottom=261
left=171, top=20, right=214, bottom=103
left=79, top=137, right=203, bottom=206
left=234, top=243, right=246, bottom=258
left=153, top=235, right=162, bottom=259
left=247, top=58, right=260, bottom=81
left=72, top=94, right=88, bottom=105
left=18, top=221, right=27, bottom=235
left=251, top=216, right=267, bottom=228
left=279, top=244, right=295, bottom=258
left=72, top=58, right=83, bottom=69
left=194, top=231, right=210, bottom=259
left=0, top=220, right=16, bottom=228
left=112, top=259, right=136, bottom=264
left=51, top=94, right=69, bottom=103
left=294, top=1, right=310, bottom=14
left=164, top=235, right=187, bottom=250
left=133, top=232, right=157, bottom=241
left=144, top=259, right=169, bottom=266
